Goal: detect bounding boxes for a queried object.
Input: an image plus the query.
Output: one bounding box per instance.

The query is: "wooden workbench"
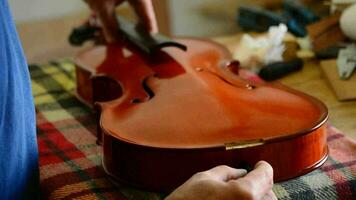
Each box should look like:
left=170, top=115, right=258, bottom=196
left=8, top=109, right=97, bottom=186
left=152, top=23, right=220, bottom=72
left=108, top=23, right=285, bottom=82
left=214, top=34, right=356, bottom=139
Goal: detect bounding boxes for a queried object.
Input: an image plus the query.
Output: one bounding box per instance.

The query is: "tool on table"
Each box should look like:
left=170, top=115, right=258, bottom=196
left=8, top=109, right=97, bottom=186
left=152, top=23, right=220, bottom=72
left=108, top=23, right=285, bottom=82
left=283, top=0, right=319, bottom=25
left=337, top=44, right=356, bottom=80
left=259, top=58, right=304, bottom=81
left=238, top=0, right=318, bottom=37
left=238, top=6, right=284, bottom=32
left=320, top=59, right=356, bottom=101
left=315, top=45, right=345, bottom=59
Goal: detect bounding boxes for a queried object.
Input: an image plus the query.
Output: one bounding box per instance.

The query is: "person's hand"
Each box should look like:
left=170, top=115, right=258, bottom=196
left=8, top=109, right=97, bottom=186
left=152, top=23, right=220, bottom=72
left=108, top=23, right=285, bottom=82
left=128, top=0, right=158, bottom=34
left=84, top=0, right=158, bottom=43
left=166, top=161, right=276, bottom=200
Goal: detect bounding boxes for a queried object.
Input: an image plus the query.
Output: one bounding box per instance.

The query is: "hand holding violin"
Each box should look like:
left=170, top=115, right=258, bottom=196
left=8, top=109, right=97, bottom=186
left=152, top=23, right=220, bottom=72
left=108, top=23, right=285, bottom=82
left=84, top=0, right=158, bottom=43
left=166, top=161, right=277, bottom=200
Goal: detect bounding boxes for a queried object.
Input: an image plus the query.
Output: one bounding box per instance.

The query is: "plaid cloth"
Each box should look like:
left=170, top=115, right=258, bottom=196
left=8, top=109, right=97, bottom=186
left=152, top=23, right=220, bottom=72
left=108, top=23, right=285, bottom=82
left=30, top=61, right=356, bottom=200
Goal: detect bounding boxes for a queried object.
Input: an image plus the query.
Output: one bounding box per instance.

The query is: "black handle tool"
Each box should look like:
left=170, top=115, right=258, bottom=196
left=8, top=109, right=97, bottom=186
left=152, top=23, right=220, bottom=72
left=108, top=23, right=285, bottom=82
left=259, top=58, right=304, bottom=81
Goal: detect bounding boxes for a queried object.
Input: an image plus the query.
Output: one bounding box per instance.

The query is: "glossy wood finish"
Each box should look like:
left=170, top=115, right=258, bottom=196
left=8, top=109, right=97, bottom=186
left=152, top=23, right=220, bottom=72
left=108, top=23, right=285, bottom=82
left=102, top=124, right=327, bottom=192
left=75, top=37, right=328, bottom=192
left=214, top=34, right=356, bottom=139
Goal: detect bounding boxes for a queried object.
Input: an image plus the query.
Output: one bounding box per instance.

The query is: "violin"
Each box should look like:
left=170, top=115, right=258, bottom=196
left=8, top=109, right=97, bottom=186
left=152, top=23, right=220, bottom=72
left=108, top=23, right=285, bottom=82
left=72, top=4, right=328, bottom=192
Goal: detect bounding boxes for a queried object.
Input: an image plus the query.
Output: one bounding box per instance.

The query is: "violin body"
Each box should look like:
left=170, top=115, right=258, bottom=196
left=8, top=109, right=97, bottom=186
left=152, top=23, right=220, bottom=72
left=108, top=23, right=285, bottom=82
left=74, top=37, right=328, bottom=192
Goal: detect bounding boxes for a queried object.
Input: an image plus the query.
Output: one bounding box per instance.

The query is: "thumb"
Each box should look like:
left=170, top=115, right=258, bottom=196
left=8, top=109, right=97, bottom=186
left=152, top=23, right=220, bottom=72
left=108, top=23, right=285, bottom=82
left=205, top=165, right=247, bottom=182
left=232, top=161, right=274, bottom=199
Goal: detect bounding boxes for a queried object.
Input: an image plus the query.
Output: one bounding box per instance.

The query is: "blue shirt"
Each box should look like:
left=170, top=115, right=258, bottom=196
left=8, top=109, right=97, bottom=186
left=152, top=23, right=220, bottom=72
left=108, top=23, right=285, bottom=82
left=0, top=0, right=39, bottom=199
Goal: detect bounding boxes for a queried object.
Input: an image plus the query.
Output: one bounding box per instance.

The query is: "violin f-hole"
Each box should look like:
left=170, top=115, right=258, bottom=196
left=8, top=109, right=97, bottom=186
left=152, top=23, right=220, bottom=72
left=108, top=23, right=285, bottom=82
left=131, top=76, right=155, bottom=104
left=142, top=76, right=155, bottom=100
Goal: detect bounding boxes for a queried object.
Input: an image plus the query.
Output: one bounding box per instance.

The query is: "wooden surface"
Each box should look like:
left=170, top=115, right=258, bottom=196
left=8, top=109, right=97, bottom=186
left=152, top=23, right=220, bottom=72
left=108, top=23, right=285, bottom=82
left=320, top=59, right=356, bottom=101
left=214, top=34, right=356, bottom=139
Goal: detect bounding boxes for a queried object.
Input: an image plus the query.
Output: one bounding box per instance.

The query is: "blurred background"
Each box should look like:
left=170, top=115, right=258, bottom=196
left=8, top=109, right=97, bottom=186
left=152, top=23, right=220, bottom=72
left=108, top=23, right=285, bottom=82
left=9, top=0, right=256, bottom=37
left=9, top=0, right=317, bottom=62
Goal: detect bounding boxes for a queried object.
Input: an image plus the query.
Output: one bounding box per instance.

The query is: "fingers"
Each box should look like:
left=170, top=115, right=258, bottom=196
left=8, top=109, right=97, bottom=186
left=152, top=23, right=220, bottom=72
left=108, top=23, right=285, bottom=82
left=83, top=0, right=121, bottom=43
left=128, top=0, right=158, bottom=33
left=84, top=0, right=158, bottom=42
left=230, top=161, right=274, bottom=200
left=199, top=165, right=247, bottom=182
left=169, top=162, right=275, bottom=200
left=244, top=161, right=274, bottom=190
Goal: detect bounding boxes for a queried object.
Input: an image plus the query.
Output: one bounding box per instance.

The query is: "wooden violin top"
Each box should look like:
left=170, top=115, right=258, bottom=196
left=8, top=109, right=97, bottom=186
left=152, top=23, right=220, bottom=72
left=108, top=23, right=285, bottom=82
left=76, top=38, right=328, bottom=149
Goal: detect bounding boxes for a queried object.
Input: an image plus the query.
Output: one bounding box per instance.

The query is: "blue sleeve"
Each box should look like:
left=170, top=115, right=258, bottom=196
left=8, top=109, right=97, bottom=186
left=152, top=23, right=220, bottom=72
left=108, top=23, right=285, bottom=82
left=0, top=0, right=39, bottom=199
